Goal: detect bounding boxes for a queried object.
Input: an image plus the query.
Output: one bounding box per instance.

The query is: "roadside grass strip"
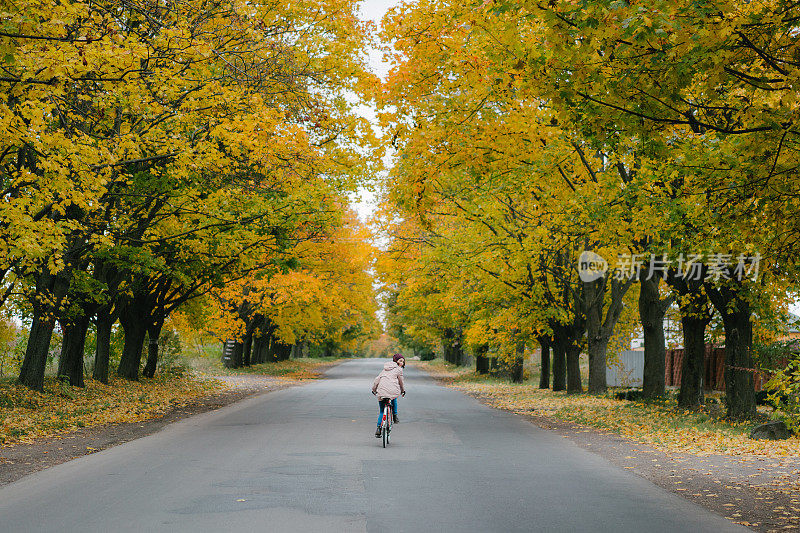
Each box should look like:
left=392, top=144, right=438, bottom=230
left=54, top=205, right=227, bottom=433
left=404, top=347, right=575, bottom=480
left=218, top=358, right=341, bottom=380
left=187, top=355, right=341, bottom=381
left=0, top=371, right=222, bottom=447
left=417, top=361, right=800, bottom=457
left=0, top=358, right=341, bottom=447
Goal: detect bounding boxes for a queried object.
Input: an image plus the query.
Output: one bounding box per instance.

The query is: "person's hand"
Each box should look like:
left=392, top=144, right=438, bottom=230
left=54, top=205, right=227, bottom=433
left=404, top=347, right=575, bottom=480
left=401, top=391, right=406, bottom=397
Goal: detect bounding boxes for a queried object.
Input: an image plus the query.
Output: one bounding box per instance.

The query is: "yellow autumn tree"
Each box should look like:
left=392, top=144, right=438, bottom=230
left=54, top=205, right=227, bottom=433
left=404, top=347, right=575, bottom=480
left=203, top=207, right=379, bottom=365
left=3, top=0, right=379, bottom=389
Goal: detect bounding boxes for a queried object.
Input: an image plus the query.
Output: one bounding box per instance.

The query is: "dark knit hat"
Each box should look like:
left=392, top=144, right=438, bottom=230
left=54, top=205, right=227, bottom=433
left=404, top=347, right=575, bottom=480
left=392, top=353, right=404, bottom=363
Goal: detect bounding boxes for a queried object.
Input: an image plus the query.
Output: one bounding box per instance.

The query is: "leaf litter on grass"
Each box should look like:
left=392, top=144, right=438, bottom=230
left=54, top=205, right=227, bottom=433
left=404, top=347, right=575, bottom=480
left=0, top=372, right=222, bottom=447
left=417, top=361, right=800, bottom=458
left=0, top=359, right=338, bottom=448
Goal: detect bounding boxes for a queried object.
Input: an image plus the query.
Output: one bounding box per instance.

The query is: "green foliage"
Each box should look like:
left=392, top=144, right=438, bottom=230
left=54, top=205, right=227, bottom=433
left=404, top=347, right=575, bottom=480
left=0, top=320, right=23, bottom=377
left=109, top=325, right=125, bottom=370
left=151, top=329, right=183, bottom=372
left=419, top=350, right=436, bottom=361
left=764, top=357, right=800, bottom=434
left=56, top=375, right=77, bottom=400
left=753, top=340, right=800, bottom=433
left=754, top=340, right=797, bottom=372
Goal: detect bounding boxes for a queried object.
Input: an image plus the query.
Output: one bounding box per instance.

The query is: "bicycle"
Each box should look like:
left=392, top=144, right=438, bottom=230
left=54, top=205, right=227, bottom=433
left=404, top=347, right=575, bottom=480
left=378, top=397, right=393, bottom=448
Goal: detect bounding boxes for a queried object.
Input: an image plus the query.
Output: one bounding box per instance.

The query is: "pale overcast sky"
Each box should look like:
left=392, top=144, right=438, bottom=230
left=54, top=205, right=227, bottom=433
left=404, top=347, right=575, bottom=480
left=359, top=0, right=398, bottom=81
left=350, top=0, right=399, bottom=224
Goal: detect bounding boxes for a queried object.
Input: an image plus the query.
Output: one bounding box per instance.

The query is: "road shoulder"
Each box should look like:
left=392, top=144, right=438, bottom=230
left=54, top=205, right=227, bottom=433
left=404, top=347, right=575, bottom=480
left=418, top=363, right=800, bottom=533
left=0, top=375, right=296, bottom=486
left=525, top=413, right=800, bottom=532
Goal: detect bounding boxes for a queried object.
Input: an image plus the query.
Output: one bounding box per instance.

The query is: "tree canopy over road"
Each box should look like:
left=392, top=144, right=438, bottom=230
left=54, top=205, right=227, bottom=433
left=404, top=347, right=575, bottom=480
left=1, top=0, right=380, bottom=388
left=1, top=0, right=799, bottom=434
left=376, top=0, right=800, bottom=427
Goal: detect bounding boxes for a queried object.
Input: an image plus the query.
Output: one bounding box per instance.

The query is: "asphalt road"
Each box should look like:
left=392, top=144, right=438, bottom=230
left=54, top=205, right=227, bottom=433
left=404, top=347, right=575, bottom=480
left=0, top=359, right=748, bottom=532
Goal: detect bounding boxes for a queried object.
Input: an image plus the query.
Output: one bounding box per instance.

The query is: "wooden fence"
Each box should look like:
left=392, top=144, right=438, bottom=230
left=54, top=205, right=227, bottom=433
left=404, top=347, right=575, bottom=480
left=664, top=345, right=767, bottom=391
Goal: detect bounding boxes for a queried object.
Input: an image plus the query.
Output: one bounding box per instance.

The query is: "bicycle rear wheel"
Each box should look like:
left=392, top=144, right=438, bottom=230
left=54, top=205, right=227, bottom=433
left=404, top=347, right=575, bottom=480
left=381, top=405, right=389, bottom=448
left=386, top=405, right=392, bottom=445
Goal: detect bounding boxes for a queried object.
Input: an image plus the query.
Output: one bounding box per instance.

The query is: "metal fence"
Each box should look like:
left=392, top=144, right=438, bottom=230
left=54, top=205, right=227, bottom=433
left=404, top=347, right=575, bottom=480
left=606, top=350, right=644, bottom=387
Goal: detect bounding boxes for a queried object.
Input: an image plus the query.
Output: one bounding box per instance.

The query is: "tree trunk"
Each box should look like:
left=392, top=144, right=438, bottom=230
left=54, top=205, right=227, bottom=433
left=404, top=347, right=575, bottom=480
left=719, top=310, right=755, bottom=418
left=258, top=337, right=269, bottom=363
left=443, top=328, right=455, bottom=364
left=586, top=338, right=608, bottom=394
left=639, top=276, right=671, bottom=399
left=552, top=338, right=567, bottom=392
left=538, top=336, right=551, bottom=389
left=678, top=315, right=707, bottom=408
left=117, top=312, right=148, bottom=381
left=276, top=343, right=287, bottom=361
left=454, top=332, right=465, bottom=366
left=18, top=310, right=58, bottom=391
left=265, top=332, right=278, bottom=362
left=231, top=341, right=244, bottom=368
left=142, top=319, right=164, bottom=378
left=274, top=343, right=291, bottom=361
left=584, top=277, right=607, bottom=393
left=57, top=315, right=90, bottom=387
left=511, top=342, right=525, bottom=383
left=475, top=344, right=489, bottom=374
left=443, top=328, right=465, bottom=365
left=706, top=281, right=756, bottom=419
left=242, top=331, right=253, bottom=366
left=566, top=343, right=583, bottom=393
left=668, top=271, right=711, bottom=409
left=553, top=321, right=583, bottom=394
left=291, top=344, right=303, bottom=359
left=142, top=336, right=158, bottom=378
left=18, top=270, right=70, bottom=391
left=251, top=335, right=265, bottom=364
left=584, top=274, right=634, bottom=394
left=93, top=315, right=113, bottom=384
left=258, top=330, right=271, bottom=363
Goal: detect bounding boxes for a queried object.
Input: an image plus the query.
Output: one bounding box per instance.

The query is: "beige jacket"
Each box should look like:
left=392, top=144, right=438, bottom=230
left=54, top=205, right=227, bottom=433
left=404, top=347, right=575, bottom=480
left=372, top=361, right=405, bottom=399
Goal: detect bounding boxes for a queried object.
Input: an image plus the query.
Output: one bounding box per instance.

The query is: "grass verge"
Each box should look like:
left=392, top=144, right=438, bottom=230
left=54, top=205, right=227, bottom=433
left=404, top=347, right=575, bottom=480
left=416, top=360, right=800, bottom=457
left=0, top=357, right=341, bottom=447
left=0, top=370, right=222, bottom=447
left=187, top=356, right=342, bottom=380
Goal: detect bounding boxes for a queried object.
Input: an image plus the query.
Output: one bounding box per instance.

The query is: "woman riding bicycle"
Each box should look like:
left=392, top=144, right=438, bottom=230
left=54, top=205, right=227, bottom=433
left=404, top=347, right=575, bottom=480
left=372, top=354, right=405, bottom=438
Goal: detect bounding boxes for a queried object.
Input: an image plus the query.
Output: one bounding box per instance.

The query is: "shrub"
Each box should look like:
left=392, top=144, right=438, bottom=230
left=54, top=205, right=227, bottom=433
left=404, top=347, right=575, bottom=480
left=419, top=350, right=435, bottom=361
left=764, top=356, right=800, bottom=434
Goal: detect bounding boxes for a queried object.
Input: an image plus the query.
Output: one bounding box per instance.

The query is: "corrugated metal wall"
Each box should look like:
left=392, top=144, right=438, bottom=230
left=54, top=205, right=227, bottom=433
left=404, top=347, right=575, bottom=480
left=606, top=350, right=644, bottom=387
